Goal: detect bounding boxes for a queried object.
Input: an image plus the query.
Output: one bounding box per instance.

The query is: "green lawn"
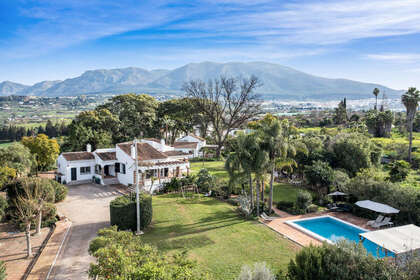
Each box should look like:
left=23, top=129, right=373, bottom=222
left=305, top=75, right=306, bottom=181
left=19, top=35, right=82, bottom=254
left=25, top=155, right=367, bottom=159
left=190, top=160, right=228, bottom=181
left=142, top=194, right=298, bottom=279
left=267, top=182, right=311, bottom=204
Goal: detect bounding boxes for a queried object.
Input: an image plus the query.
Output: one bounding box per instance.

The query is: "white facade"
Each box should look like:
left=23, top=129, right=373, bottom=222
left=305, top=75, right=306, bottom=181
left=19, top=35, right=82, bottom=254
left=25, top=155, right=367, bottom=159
left=57, top=140, right=191, bottom=193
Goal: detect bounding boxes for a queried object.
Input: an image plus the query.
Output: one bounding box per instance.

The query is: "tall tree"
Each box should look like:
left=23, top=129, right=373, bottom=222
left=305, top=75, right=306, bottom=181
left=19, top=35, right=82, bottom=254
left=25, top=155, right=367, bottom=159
left=22, top=134, right=60, bottom=171
left=401, top=87, right=420, bottom=163
left=183, top=76, right=262, bottom=157
left=373, top=88, right=380, bottom=110
left=0, top=142, right=34, bottom=176
left=98, top=94, right=158, bottom=142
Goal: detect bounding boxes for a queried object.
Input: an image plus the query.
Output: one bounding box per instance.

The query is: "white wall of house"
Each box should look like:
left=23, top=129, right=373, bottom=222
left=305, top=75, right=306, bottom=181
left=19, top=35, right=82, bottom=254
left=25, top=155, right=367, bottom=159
left=115, top=145, right=135, bottom=186
left=57, top=155, right=95, bottom=184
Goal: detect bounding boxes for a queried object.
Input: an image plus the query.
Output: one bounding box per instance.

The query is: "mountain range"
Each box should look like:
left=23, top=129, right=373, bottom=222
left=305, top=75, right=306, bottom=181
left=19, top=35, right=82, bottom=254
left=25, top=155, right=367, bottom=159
left=0, top=62, right=402, bottom=100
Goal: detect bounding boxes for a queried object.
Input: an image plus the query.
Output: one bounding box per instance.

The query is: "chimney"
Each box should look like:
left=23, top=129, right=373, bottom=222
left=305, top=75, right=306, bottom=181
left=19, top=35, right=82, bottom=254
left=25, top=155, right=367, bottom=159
left=86, top=144, right=91, bottom=152
left=160, top=139, right=165, bottom=146
left=131, top=143, right=136, bottom=159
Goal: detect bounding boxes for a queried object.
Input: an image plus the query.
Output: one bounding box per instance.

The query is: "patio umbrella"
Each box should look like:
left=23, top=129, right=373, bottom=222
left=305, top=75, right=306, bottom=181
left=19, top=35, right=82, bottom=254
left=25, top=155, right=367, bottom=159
left=355, top=200, right=399, bottom=214
left=327, top=191, right=347, bottom=196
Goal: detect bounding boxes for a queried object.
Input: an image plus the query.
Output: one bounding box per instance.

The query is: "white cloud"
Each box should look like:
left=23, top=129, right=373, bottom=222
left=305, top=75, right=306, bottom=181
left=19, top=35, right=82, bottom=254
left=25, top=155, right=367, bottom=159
left=366, top=53, right=420, bottom=63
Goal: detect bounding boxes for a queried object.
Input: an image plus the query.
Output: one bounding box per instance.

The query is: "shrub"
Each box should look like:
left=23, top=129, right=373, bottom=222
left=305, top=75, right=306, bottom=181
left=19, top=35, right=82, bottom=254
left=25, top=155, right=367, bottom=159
left=51, top=180, right=68, bottom=202
left=41, top=202, right=58, bottom=227
left=0, top=261, right=6, bottom=280
left=276, top=201, right=294, bottom=212
left=343, top=173, right=420, bottom=225
left=88, top=226, right=207, bottom=280
left=295, top=190, right=312, bottom=211
left=388, top=160, right=410, bottom=182
left=0, top=196, right=7, bottom=222
left=110, top=194, right=152, bottom=231
left=306, top=204, right=318, bottom=213
left=196, top=168, right=214, bottom=193
left=162, top=177, right=181, bottom=193
left=237, top=262, right=275, bottom=280
left=287, top=241, right=400, bottom=280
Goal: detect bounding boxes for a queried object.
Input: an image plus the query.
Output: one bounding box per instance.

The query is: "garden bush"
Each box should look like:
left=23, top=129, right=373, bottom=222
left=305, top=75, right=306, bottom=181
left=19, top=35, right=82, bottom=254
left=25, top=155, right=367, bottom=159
left=237, top=262, right=276, bottom=280
left=286, top=241, right=418, bottom=280
left=276, top=201, right=294, bottom=212
left=306, top=204, right=318, bottom=213
left=343, top=173, right=420, bottom=225
left=388, top=160, right=410, bottom=182
left=110, top=194, right=152, bottom=231
left=295, top=190, right=312, bottom=211
left=0, top=196, right=7, bottom=222
left=41, top=202, right=58, bottom=227
left=196, top=168, right=214, bottom=193
left=0, top=261, right=6, bottom=280
left=161, top=177, right=182, bottom=193
left=51, top=180, right=68, bottom=202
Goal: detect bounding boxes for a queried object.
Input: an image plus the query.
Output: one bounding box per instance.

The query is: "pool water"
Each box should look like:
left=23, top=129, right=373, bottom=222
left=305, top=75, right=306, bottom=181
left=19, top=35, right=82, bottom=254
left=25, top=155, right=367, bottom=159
left=292, top=216, right=393, bottom=258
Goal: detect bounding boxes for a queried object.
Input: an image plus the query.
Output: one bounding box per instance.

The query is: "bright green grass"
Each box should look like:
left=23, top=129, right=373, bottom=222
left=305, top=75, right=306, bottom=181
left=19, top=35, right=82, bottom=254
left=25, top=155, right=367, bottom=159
left=142, top=194, right=298, bottom=279
left=266, top=182, right=313, bottom=204
left=190, top=160, right=228, bottom=181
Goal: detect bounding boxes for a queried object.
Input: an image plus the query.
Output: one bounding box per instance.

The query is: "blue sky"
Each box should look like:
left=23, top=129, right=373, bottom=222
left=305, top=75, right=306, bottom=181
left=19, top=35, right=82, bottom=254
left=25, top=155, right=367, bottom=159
left=1, top=0, right=420, bottom=89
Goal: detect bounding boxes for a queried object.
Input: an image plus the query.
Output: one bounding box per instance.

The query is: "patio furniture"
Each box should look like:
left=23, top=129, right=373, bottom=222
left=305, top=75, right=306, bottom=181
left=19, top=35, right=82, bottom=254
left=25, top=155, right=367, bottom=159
left=260, top=212, right=277, bottom=221
left=204, top=190, right=212, bottom=197
left=372, top=217, right=393, bottom=228
left=367, top=215, right=384, bottom=226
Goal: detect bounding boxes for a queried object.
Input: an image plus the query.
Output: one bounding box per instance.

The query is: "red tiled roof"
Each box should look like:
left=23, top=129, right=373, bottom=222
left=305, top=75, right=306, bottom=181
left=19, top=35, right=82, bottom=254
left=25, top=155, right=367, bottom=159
left=62, top=152, right=94, bottom=161
left=163, top=150, right=190, bottom=157
left=96, top=152, right=117, bottom=161
left=173, top=142, right=198, bottom=149
left=118, top=142, right=168, bottom=160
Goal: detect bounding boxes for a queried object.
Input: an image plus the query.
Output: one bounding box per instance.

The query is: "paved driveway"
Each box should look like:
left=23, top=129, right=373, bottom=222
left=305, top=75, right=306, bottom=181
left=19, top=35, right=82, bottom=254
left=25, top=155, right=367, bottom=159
left=49, top=184, right=120, bottom=280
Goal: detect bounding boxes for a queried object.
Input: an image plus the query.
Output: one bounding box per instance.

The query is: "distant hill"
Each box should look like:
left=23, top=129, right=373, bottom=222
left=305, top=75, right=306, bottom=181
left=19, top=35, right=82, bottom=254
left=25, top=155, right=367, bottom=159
left=0, top=62, right=403, bottom=100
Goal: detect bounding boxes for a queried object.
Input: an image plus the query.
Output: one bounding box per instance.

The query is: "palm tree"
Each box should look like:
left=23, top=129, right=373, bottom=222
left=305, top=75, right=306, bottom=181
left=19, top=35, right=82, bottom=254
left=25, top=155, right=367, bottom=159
left=402, top=87, right=420, bottom=163
left=259, top=118, right=286, bottom=213
left=373, top=88, right=380, bottom=110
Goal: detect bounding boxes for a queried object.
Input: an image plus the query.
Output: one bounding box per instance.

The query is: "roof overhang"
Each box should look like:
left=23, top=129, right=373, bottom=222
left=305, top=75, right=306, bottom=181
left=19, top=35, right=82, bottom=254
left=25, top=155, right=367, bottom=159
left=360, top=224, right=420, bottom=255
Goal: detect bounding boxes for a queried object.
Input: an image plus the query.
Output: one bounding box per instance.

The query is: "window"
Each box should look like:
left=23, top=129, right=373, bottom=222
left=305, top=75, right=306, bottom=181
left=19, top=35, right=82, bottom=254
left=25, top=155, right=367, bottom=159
left=115, top=162, right=120, bottom=173
left=146, top=170, right=153, bottom=179
left=80, top=166, right=91, bottom=174
left=121, top=163, right=126, bottom=174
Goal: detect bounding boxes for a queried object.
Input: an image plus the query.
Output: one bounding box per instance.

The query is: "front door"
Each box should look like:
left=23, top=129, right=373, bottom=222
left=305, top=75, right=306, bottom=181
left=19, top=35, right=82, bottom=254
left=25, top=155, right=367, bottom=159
left=104, top=165, right=110, bottom=176
left=71, top=168, right=77, bottom=181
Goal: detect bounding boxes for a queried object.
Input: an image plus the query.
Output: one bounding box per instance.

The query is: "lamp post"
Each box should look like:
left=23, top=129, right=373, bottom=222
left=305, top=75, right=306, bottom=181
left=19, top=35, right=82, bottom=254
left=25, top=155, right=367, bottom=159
left=133, top=138, right=143, bottom=235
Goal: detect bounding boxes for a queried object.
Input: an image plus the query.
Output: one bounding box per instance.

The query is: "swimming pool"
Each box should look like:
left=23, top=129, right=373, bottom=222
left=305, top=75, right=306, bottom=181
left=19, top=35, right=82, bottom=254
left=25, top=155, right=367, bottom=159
left=286, top=216, right=393, bottom=258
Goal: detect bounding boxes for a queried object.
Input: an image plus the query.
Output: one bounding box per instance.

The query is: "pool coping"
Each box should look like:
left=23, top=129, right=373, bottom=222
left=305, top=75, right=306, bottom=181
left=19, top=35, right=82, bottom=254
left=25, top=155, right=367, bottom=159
left=285, top=215, right=369, bottom=245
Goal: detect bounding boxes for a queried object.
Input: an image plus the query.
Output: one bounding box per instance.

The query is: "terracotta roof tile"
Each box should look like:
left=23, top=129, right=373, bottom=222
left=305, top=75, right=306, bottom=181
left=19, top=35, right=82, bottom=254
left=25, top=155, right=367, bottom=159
left=173, top=142, right=198, bottom=149
left=62, top=152, right=94, bottom=161
left=118, top=142, right=168, bottom=160
left=163, top=150, right=190, bottom=157
left=96, top=152, right=117, bottom=161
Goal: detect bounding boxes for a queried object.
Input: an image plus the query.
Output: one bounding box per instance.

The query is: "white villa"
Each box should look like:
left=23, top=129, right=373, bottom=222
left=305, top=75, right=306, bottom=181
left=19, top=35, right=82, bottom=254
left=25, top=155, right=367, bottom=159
left=56, top=135, right=207, bottom=191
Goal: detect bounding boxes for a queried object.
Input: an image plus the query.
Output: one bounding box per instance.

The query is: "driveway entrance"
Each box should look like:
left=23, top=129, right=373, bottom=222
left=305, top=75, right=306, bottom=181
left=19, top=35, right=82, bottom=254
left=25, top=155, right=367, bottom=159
left=49, top=184, right=120, bottom=279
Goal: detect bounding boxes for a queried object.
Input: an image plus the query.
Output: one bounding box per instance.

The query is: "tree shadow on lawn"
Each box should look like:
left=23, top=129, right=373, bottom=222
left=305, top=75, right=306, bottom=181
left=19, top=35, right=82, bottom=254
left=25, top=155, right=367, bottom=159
left=145, top=209, right=247, bottom=243
left=154, top=235, right=215, bottom=251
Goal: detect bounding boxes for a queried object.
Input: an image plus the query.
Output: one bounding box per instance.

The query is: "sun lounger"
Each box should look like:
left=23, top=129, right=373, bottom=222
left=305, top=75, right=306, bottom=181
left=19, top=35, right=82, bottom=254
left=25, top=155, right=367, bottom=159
left=372, top=217, right=392, bottom=228
left=260, top=212, right=277, bottom=221
left=204, top=190, right=212, bottom=197
left=367, top=215, right=384, bottom=226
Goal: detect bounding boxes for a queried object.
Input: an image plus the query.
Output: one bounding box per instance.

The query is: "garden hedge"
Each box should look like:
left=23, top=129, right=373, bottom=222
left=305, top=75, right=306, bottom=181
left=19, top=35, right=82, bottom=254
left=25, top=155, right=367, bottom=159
left=110, top=194, right=152, bottom=231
